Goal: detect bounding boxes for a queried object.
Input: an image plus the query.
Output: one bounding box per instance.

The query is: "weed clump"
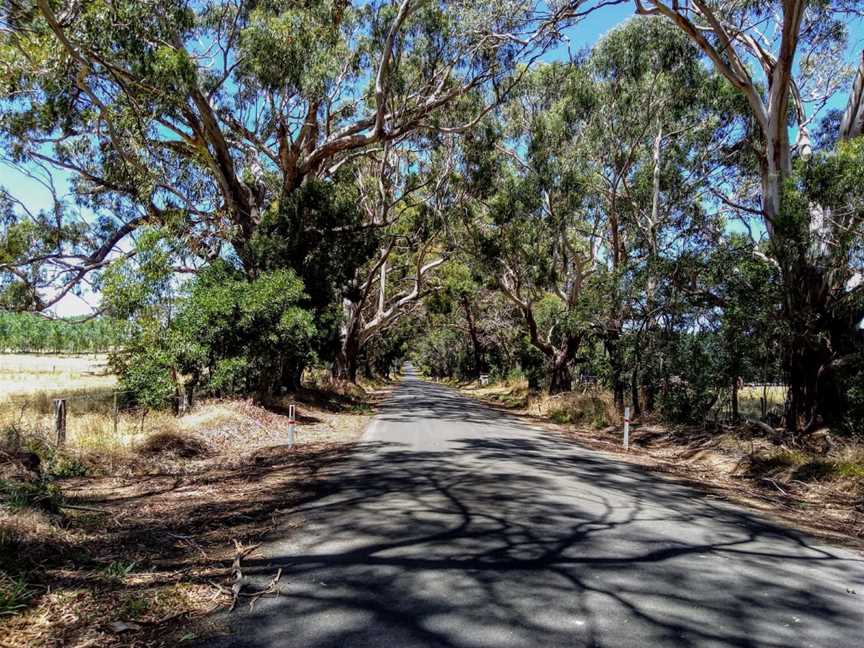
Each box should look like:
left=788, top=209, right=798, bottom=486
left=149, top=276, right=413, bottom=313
left=0, top=574, right=33, bottom=616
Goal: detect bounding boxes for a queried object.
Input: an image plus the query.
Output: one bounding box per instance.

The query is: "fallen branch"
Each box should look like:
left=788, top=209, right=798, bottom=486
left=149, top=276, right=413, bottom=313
left=762, top=478, right=789, bottom=496
left=59, top=503, right=111, bottom=514
left=209, top=540, right=283, bottom=612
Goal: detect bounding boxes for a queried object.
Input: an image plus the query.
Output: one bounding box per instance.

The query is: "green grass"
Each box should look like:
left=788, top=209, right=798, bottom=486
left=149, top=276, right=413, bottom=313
left=0, top=478, right=62, bottom=513
left=758, top=448, right=809, bottom=469
left=753, top=447, right=864, bottom=481
left=101, top=560, right=138, bottom=581
left=549, top=410, right=571, bottom=424
left=833, top=461, right=864, bottom=478
left=0, top=576, right=34, bottom=616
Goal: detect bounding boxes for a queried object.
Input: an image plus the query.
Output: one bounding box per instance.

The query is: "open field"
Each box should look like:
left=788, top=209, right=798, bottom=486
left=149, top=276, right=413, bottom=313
left=0, top=353, right=117, bottom=406
left=738, top=385, right=787, bottom=419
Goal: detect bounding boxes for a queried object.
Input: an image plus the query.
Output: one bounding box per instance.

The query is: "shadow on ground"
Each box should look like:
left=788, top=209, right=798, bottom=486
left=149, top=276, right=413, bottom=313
left=208, top=377, right=864, bottom=648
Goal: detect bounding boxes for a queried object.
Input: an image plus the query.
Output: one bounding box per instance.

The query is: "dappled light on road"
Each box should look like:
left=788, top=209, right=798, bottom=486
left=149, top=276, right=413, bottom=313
left=208, top=371, right=864, bottom=647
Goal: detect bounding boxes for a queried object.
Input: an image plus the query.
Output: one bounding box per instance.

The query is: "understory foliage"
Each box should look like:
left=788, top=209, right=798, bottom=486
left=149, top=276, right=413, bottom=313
left=110, top=261, right=315, bottom=408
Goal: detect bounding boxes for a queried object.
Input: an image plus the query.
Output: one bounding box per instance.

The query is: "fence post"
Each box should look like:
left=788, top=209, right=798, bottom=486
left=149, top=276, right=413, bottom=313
left=623, top=406, right=630, bottom=451
left=288, top=404, right=296, bottom=448
left=53, top=399, right=67, bottom=446
left=113, top=391, right=119, bottom=436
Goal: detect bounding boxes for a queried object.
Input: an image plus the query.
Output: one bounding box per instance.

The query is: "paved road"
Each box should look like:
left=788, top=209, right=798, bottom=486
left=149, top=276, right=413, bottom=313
left=208, top=368, right=864, bottom=647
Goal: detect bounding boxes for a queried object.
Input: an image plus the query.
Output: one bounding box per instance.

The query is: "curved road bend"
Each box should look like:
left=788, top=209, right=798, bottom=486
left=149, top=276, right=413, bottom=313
left=207, top=366, right=864, bottom=648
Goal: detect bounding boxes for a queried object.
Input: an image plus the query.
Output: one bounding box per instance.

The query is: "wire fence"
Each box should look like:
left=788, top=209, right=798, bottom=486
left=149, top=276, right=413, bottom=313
left=6, top=388, right=199, bottom=446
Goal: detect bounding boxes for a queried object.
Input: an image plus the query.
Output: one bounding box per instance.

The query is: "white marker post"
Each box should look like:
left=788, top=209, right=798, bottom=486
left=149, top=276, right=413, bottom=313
left=623, top=406, right=630, bottom=451
left=288, top=404, right=296, bottom=448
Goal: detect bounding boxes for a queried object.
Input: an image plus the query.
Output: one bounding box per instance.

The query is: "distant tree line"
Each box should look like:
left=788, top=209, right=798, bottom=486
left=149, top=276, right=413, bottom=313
left=0, top=312, right=128, bottom=354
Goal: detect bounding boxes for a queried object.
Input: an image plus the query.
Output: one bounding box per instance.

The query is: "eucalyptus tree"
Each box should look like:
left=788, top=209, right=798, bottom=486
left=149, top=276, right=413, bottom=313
left=332, top=139, right=450, bottom=382
left=0, top=0, right=570, bottom=312
left=466, top=17, right=734, bottom=399
left=617, top=1, right=864, bottom=432
left=463, top=63, right=606, bottom=393
left=582, top=16, right=739, bottom=410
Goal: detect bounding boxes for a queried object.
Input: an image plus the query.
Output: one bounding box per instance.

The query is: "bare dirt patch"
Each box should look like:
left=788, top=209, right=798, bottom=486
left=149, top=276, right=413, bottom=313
left=0, top=385, right=388, bottom=647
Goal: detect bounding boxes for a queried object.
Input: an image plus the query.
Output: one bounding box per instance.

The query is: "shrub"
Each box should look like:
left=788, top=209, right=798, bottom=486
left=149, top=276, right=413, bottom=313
left=113, top=263, right=316, bottom=406
left=138, top=431, right=209, bottom=459
left=0, top=478, right=61, bottom=513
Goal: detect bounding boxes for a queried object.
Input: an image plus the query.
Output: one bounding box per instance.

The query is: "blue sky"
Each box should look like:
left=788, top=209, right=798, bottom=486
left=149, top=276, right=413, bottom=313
left=3, top=2, right=864, bottom=316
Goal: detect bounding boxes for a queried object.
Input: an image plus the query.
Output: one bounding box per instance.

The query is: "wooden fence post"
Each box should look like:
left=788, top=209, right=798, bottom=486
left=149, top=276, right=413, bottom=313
left=113, top=391, right=119, bottom=435
left=53, top=399, right=67, bottom=446
left=185, top=384, right=195, bottom=413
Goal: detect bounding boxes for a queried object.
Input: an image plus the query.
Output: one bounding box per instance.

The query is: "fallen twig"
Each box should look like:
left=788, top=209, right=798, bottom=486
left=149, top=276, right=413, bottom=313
left=762, top=478, right=789, bottom=496
left=210, top=540, right=283, bottom=612
left=60, top=503, right=111, bottom=514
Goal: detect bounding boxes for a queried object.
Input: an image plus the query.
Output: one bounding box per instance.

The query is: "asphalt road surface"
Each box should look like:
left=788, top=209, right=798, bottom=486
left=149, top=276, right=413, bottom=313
left=207, top=366, right=864, bottom=648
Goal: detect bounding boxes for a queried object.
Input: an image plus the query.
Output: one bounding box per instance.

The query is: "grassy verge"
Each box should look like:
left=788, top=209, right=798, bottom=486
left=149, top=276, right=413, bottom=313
left=0, top=384, right=387, bottom=647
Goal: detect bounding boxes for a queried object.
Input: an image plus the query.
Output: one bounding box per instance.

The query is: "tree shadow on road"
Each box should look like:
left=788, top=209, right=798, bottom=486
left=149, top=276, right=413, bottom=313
left=211, top=380, right=864, bottom=648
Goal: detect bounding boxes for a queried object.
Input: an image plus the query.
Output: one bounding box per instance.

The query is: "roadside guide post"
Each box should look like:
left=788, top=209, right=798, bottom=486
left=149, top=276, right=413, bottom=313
left=623, top=406, right=630, bottom=451
left=288, top=404, right=296, bottom=448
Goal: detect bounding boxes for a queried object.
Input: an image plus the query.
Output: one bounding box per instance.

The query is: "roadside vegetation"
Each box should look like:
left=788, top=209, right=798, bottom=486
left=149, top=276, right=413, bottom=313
left=1, top=362, right=384, bottom=646
left=2, top=0, right=864, bottom=645
left=456, top=377, right=864, bottom=542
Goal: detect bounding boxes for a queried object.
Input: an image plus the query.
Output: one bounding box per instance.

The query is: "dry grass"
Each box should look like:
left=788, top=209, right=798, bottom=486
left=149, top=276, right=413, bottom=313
left=462, top=380, right=619, bottom=428
left=737, top=385, right=787, bottom=419
left=0, top=380, right=389, bottom=647
left=0, top=354, right=117, bottom=410
left=537, top=391, right=619, bottom=429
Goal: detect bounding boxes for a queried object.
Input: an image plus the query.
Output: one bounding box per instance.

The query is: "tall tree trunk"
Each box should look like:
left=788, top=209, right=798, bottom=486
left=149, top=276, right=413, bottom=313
left=778, top=254, right=843, bottom=431
left=461, top=295, right=485, bottom=377
left=731, top=378, right=740, bottom=424
left=549, top=355, right=572, bottom=395
left=332, top=298, right=362, bottom=383
left=332, top=340, right=360, bottom=383
left=605, top=328, right=626, bottom=411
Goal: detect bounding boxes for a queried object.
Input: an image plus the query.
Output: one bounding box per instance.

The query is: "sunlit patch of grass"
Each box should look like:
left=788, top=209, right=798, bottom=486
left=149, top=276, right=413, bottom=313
left=100, top=560, right=138, bottom=583
left=737, top=385, right=787, bottom=419
left=758, top=448, right=809, bottom=470
left=542, top=392, right=618, bottom=429
left=834, top=461, right=864, bottom=478
left=751, top=445, right=864, bottom=482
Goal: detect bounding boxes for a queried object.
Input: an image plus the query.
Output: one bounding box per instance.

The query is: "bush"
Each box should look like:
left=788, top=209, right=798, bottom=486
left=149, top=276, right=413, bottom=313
left=0, top=478, right=61, bottom=513
left=117, top=346, right=177, bottom=410
left=16, top=435, right=88, bottom=479
left=112, top=262, right=317, bottom=407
